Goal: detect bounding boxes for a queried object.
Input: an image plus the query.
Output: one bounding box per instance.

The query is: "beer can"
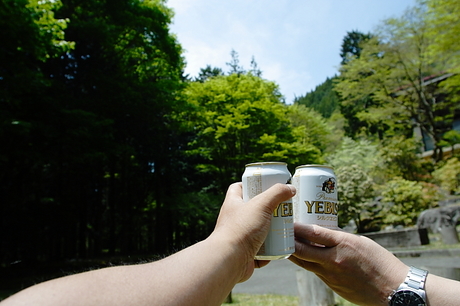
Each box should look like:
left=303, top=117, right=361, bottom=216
left=292, top=165, right=339, bottom=229
left=242, top=162, right=294, bottom=260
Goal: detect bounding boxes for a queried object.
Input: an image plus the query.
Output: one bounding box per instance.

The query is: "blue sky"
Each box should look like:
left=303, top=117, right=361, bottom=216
left=167, top=0, right=417, bottom=103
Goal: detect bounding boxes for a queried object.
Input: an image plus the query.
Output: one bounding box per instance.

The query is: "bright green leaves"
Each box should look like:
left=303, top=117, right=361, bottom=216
left=335, top=3, right=456, bottom=159
left=184, top=73, right=325, bottom=189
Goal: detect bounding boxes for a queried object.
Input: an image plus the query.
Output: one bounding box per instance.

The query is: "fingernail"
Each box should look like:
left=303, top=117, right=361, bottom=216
left=287, top=184, right=296, bottom=195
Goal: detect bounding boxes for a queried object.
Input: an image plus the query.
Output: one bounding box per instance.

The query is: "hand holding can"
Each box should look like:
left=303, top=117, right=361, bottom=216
left=242, top=162, right=295, bottom=260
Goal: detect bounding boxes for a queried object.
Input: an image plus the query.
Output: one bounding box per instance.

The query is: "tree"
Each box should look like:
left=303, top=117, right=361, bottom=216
left=194, top=65, right=224, bottom=82
left=286, top=104, right=332, bottom=155
left=432, top=157, right=460, bottom=195
left=335, top=3, right=455, bottom=160
left=339, top=30, right=373, bottom=65
left=336, top=31, right=379, bottom=138
left=426, top=0, right=460, bottom=103
left=0, top=0, right=186, bottom=265
left=0, top=0, right=74, bottom=264
left=326, top=138, right=378, bottom=232
left=249, top=56, right=262, bottom=77
left=226, top=49, right=245, bottom=75
left=378, top=177, right=437, bottom=227
left=184, top=73, right=322, bottom=191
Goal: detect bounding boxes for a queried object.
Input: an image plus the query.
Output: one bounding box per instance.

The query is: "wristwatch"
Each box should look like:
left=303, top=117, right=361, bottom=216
left=388, top=266, right=428, bottom=306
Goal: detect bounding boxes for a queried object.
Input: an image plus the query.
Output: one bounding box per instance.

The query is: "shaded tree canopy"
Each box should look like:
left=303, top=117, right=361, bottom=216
left=0, top=0, right=189, bottom=266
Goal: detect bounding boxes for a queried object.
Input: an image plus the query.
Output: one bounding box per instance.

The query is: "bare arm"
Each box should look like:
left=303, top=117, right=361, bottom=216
left=1, top=183, right=296, bottom=306
left=289, top=223, right=460, bottom=306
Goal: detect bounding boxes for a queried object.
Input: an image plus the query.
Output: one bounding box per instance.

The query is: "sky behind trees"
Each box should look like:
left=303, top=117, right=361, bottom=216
left=168, top=0, right=417, bottom=103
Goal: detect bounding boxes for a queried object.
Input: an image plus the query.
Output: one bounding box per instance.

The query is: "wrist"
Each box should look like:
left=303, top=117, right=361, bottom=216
left=388, top=266, right=428, bottom=306
left=206, top=232, right=253, bottom=282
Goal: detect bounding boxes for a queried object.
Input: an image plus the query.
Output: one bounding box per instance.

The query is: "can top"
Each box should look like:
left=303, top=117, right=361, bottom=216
left=245, top=161, right=287, bottom=167
left=295, top=164, right=333, bottom=171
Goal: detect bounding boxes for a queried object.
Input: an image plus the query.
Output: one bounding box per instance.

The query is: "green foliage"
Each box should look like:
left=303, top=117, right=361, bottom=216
left=327, top=136, right=435, bottom=231
left=222, top=294, right=298, bottom=306
left=439, top=130, right=460, bottom=153
left=376, top=136, right=427, bottom=182
left=378, top=177, right=438, bottom=227
left=426, top=0, right=460, bottom=73
left=194, top=65, right=224, bottom=82
left=286, top=104, right=332, bottom=154
left=184, top=73, right=323, bottom=190
left=327, top=138, right=379, bottom=231
left=336, top=164, right=375, bottom=230
left=294, top=77, right=339, bottom=118
left=432, top=158, right=460, bottom=195
left=326, top=137, right=378, bottom=173
left=335, top=3, right=455, bottom=158
left=0, top=0, right=188, bottom=265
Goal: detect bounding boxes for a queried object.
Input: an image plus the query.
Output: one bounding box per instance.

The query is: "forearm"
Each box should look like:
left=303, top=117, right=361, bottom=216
left=1, top=234, right=244, bottom=306
left=426, top=274, right=460, bottom=306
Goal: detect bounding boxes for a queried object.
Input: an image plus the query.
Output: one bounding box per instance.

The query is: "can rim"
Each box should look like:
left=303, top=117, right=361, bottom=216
left=245, top=161, right=287, bottom=167
left=295, top=164, right=333, bottom=170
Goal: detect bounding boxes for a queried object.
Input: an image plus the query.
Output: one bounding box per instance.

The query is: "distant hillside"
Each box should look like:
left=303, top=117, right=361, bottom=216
left=294, top=76, right=339, bottom=118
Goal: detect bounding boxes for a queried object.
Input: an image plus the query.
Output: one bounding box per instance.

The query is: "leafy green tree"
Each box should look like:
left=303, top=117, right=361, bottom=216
left=335, top=3, right=454, bottom=160
left=1, top=0, right=186, bottom=264
left=440, top=130, right=460, bottom=155
left=0, top=0, right=74, bottom=263
left=286, top=104, right=332, bottom=155
left=184, top=73, right=322, bottom=191
left=376, top=136, right=427, bottom=182
left=55, top=0, right=186, bottom=255
left=426, top=0, right=460, bottom=103
left=378, top=177, right=438, bottom=227
left=326, top=138, right=379, bottom=231
left=432, top=157, right=460, bottom=195
left=336, top=164, right=376, bottom=232
left=327, top=138, right=439, bottom=231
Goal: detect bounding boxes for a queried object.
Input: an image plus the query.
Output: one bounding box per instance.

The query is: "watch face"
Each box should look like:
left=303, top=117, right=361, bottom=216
left=390, top=290, right=426, bottom=306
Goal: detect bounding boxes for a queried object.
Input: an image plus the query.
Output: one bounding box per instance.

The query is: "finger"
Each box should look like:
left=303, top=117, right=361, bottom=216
left=250, top=183, right=296, bottom=213
left=225, top=182, right=243, bottom=201
left=292, top=239, right=330, bottom=264
left=294, top=223, right=342, bottom=248
left=254, top=260, right=270, bottom=269
left=289, top=255, right=322, bottom=273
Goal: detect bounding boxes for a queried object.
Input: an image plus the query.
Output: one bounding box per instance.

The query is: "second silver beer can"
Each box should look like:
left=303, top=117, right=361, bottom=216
left=292, top=165, right=339, bottom=229
left=242, top=162, right=295, bottom=260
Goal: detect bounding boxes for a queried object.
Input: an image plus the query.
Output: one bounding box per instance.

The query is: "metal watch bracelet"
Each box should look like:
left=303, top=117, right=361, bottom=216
left=388, top=266, right=429, bottom=304
left=405, top=266, right=428, bottom=291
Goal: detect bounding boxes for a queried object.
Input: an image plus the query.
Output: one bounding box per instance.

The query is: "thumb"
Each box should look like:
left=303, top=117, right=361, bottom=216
left=249, top=183, right=296, bottom=214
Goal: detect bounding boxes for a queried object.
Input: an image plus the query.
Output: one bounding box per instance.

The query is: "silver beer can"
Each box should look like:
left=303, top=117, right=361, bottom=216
left=242, top=162, right=294, bottom=260
left=292, top=165, right=339, bottom=229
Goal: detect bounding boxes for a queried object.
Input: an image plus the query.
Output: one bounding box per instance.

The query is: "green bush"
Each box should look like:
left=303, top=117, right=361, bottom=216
left=378, top=177, right=439, bottom=227
left=432, top=157, right=460, bottom=195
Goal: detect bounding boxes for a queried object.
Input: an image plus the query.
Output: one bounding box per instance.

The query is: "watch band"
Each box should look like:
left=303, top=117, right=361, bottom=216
left=388, top=266, right=429, bottom=305
left=404, top=266, right=428, bottom=291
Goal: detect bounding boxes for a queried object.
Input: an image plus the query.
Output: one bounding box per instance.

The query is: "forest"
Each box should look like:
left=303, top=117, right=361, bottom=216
left=1, top=0, right=459, bottom=279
